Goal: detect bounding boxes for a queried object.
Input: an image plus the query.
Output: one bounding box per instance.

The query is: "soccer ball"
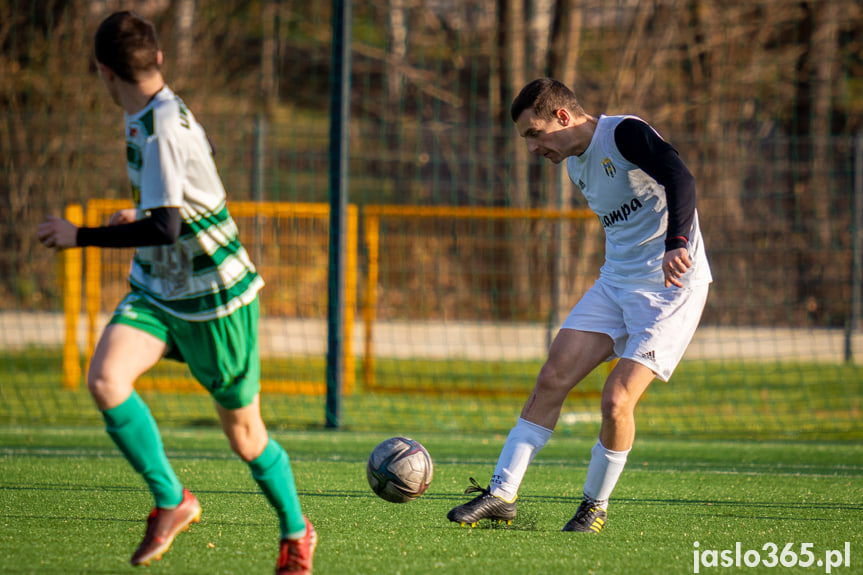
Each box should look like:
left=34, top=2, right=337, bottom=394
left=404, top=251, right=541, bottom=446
left=366, top=436, right=433, bottom=503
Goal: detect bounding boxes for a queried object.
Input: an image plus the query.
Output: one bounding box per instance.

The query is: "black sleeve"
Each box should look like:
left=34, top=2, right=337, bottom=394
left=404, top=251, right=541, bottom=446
left=614, top=118, right=696, bottom=251
left=76, top=206, right=182, bottom=248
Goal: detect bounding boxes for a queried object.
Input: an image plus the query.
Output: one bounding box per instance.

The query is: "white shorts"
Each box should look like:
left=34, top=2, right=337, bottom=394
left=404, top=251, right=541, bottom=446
left=561, top=277, right=709, bottom=381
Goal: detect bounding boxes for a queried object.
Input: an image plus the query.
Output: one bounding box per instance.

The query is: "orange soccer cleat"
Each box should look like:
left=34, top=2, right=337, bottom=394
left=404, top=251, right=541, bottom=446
left=130, top=488, right=202, bottom=566
left=275, top=516, right=318, bottom=575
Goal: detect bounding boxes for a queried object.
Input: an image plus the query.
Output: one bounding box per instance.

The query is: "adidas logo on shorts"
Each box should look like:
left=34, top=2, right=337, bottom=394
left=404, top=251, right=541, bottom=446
left=640, top=350, right=656, bottom=361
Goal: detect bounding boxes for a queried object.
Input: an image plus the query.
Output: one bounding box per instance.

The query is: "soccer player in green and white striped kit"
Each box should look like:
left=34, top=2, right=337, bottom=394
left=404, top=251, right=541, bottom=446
left=38, top=11, right=315, bottom=574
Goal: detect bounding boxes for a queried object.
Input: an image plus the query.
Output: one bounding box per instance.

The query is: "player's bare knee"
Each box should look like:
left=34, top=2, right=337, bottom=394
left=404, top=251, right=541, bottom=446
left=535, top=362, right=571, bottom=397
left=86, top=369, right=111, bottom=402
left=225, top=432, right=252, bottom=461
left=601, top=390, right=636, bottom=423
left=230, top=440, right=253, bottom=461
left=224, top=425, right=265, bottom=462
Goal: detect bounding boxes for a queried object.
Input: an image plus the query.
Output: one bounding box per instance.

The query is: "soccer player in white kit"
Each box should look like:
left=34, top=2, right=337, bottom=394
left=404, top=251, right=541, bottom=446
left=447, top=77, right=712, bottom=532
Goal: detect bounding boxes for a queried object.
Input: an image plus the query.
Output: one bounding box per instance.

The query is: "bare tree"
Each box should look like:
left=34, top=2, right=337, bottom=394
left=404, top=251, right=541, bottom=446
left=260, top=0, right=279, bottom=112
left=387, top=0, right=408, bottom=110
left=687, top=0, right=745, bottom=230
left=530, top=0, right=555, bottom=73
left=173, top=0, right=195, bottom=85
left=547, top=0, right=596, bottom=319
left=506, top=0, right=531, bottom=317
left=810, top=1, right=841, bottom=250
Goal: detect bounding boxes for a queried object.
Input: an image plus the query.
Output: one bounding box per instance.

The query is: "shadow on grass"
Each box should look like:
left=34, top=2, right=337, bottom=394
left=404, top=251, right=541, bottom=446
left=511, top=493, right=863, bottom=520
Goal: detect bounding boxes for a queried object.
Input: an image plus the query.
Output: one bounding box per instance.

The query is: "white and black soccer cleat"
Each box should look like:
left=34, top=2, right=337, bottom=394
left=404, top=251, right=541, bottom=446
left=446, top=477, right=517, bottom=527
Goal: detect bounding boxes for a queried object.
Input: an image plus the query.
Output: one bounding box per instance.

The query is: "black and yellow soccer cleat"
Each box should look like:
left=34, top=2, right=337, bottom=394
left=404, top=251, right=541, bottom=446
left=562, top=499, right=607, bottom=533
left=446, top=477, right=517, bottom=527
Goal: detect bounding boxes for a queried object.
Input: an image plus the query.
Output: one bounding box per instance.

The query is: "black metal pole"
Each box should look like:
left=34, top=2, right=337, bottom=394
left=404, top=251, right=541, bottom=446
left=325, top=0, right=352, bottom=428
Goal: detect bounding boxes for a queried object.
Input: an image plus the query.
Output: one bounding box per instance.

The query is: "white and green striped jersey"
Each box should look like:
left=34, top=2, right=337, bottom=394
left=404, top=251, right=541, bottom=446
left=124, top=85, right=263, bottom=321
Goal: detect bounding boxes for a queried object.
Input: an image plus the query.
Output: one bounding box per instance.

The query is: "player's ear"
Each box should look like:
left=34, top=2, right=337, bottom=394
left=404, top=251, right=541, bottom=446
left=97, top=62, right=114, bottom=82
left=156, top=51, right=163, bottom=67
left=555, top=108, right=572, bottom=126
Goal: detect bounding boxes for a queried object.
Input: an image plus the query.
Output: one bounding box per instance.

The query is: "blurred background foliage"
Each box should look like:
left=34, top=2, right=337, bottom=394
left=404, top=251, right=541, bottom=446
left=2, top=0, right=863, bottom=327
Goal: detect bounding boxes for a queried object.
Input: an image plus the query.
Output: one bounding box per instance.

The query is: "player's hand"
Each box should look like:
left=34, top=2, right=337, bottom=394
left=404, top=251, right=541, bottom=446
left=663, top=247, right=691, bottom=288
left=37, top=215, right=79, bottom=249
left=108, top=209, right=137, bottom=226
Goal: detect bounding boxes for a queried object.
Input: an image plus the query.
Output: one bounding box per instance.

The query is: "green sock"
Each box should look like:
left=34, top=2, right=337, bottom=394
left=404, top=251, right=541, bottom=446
left=249, top=437, right=305, bottom=538
left=102, top=391, right=183, bottom=509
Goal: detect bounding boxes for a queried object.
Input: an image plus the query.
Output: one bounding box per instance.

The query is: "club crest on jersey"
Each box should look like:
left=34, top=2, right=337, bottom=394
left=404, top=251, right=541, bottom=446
left=128, top=119, right=146, bottom=141
left=602, top=158, right=616, bottom=178
left=126, top=142, right=143, bottom=170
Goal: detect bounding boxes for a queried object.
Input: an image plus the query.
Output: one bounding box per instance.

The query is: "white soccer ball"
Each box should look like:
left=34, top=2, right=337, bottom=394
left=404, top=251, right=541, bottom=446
left=366, top=436, right=434, bottom=503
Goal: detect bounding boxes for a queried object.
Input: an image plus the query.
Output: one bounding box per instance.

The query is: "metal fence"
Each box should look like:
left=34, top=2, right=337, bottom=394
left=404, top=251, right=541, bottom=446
left=2, top=0, right=862, bottom=438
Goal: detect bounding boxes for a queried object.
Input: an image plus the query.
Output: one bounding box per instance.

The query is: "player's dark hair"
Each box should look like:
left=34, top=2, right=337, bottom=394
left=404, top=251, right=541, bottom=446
left=94, top=11, right=160, bottom=83
left=510, top=77, right=584, bottom=123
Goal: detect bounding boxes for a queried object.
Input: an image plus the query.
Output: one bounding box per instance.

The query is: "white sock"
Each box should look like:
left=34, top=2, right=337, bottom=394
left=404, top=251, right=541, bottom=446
left=582, top=440, right=630, bottom=509
left=489, top=418, right=553, bottom=502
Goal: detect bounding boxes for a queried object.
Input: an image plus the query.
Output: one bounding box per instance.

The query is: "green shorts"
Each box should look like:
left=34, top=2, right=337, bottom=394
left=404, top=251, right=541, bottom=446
left=109, top=291, right=261, bottom=409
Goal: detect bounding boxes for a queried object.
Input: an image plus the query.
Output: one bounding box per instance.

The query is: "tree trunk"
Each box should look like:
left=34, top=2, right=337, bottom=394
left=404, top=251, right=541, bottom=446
left=693, top=0, right=745, bottom=230
left=530, top=0, right=555, bottom=73
left=259, top=0, right=279, bottom=112
left=507, top=0, right=530, bottom=318
left=174, top=0, right=196, bottom=89
left=387, top=0, right=407, bottom=109
left=810, top=1, right=840, bottom=250
left=547, top=0, right=592, bottom=324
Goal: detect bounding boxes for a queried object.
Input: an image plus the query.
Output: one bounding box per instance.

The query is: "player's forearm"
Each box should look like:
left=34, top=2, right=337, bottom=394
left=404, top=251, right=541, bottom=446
left=632, top=149, right=696, bottom=249
left=662, top=166, right=696, bottom=251
left=77, top=206, right=181, bottom=248
left=614, top=119, right=696, bottom=251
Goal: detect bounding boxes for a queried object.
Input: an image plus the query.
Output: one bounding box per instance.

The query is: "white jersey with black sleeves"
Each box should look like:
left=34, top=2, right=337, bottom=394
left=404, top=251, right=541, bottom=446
left=566, top=114, right=712, bottom=289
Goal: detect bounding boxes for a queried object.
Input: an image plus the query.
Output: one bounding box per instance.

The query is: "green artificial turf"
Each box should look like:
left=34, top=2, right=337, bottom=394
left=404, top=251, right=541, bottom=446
left=2, top=348, right=862, bottom=441
left=1, top=426, right=861, bottom=574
